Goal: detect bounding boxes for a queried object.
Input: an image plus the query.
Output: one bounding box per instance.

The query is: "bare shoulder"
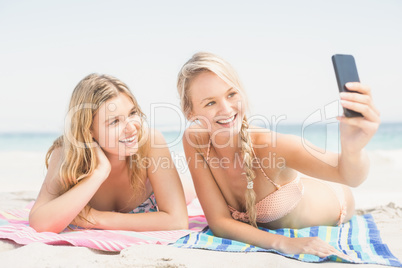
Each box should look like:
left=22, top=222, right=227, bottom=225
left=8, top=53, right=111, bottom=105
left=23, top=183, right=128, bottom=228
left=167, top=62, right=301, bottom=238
left=47, top=146, right=63, bottom=170
left=39, top=146, right=64, bottom=197
left=248, top=125, right=272, bottom=147
left=144, top=128, right=170, bottom=159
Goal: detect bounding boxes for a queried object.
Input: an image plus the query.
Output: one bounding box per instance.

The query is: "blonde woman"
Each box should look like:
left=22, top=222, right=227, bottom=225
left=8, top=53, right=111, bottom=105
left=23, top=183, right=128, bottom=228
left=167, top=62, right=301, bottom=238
left=29, top=74, right=188, bottom=233
left=177, top=52, right=380, bottom=259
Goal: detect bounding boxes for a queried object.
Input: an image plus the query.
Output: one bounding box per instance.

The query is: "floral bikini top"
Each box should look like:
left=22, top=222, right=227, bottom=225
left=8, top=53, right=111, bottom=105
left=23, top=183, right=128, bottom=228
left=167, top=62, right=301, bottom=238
left=129, top=192, right=158, bottom=214
left=206, top=141, right=305, bottom=224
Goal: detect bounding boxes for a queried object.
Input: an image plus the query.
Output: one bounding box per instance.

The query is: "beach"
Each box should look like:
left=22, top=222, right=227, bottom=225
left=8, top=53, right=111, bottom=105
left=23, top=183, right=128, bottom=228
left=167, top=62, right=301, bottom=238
left=1, top=0, right=401, bottom=265
left=0, top=148, right=401, bottom=267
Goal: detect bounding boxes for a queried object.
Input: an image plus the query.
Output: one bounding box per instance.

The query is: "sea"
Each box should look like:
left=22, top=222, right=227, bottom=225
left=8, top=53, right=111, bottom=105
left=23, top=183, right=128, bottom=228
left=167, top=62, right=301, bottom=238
left=0, top=122, right=401, bottom=153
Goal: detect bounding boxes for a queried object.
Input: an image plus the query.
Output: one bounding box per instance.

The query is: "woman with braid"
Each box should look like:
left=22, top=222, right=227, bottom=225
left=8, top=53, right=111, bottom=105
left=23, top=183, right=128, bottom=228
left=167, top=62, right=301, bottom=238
left=177, top=52, right=380, bottom=258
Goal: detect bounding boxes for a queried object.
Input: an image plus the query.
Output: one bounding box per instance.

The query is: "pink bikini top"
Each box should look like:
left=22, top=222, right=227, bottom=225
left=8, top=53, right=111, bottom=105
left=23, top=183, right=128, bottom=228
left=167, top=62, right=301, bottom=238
left=228, top=171, right=304, bottom=223
left=206, top=140, right=305, bottom=224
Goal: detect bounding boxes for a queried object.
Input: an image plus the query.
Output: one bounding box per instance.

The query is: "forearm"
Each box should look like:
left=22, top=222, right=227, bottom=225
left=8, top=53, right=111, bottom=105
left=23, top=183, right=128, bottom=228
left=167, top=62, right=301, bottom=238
left=338, top=149, right=370, bottom=187
left=29, top=170, right=107, bottom=233
left=93, top=210, right=188, bottom=231
left=210, top=217, right=285, bottom=251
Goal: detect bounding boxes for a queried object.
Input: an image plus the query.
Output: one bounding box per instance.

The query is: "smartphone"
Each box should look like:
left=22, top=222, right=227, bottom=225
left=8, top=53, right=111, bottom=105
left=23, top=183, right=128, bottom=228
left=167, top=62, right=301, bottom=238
left=332, top=54, right=363, bottom=117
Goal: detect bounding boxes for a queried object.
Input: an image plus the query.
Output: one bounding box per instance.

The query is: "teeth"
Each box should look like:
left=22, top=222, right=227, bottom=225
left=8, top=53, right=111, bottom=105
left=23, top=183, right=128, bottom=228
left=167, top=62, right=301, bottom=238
left=120, top=136, right=136, bottom=143
left=217, top=115, right=235, bottom=124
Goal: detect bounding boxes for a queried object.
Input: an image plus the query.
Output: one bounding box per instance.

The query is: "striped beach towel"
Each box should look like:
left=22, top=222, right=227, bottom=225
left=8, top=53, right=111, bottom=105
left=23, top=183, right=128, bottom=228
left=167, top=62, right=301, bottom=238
left=173, top=213, right=402, bottom=267
left=1, top=199, right=401, bottom=267
left=0, top=202, right=198, bottom=252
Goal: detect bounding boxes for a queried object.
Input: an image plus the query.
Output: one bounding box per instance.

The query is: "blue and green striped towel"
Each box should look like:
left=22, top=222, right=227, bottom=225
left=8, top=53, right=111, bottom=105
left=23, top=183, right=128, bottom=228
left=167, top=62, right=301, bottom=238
left=173, top=214, right=402, bottom=267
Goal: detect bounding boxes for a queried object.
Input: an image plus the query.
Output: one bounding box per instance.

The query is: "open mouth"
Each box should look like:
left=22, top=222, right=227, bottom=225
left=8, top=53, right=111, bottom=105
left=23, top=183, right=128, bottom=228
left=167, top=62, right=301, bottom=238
left=216, top=114, right=237, bottom=125
left=119, top=134, right=137, bottom=145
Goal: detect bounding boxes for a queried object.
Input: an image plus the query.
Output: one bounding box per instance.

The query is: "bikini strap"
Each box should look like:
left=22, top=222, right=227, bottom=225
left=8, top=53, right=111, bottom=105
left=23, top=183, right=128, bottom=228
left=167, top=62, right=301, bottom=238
left=250, top=146, right=281, bottom=190
left=206, top=138, right=280, bottom=189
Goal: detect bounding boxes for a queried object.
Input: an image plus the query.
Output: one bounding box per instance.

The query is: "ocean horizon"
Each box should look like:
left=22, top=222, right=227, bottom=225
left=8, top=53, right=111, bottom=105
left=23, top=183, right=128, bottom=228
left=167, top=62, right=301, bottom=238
left=0, top=122, right=401, bottom=153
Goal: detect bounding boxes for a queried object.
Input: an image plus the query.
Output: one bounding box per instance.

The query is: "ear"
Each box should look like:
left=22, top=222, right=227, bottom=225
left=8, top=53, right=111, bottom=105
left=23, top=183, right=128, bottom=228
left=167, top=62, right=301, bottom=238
left=188, top=112, right=199, bottom=122
left=187, top=112, right=193, bottom=121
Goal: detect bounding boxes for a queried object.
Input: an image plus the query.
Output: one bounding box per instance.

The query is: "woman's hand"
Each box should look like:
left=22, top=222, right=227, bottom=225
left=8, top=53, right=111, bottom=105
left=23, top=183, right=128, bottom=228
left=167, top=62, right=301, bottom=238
left=338, top=82, right=380, bottom=154
left=280, top=236, right=352, bottom=261
left=93, top=142, right=111, bottom=178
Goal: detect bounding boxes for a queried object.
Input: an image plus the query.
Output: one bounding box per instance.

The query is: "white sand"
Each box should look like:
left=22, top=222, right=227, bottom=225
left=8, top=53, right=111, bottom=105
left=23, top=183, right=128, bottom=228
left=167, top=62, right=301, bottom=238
left=0, top=150, right=401, bottom=267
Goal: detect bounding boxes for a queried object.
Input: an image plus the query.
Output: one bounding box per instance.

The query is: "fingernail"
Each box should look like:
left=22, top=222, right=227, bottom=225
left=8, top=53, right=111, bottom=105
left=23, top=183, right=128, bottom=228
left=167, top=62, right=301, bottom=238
left=339, top=92, right=347, bottom=98
left=345, top=82, right=354, bottom=88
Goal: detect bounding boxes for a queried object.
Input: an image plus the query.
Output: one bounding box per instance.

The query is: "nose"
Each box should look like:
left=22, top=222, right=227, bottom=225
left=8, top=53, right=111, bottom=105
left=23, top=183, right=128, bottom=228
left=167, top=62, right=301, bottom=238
left=219, top=99, right=232, bottom=115
left=124, top=119, right=138, bottom=134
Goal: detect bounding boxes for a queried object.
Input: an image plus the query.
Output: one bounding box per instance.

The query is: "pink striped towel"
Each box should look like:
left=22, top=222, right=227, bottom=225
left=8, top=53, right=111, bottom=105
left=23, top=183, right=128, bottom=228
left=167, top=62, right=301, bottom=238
left=0, top=199, right=208, bottom=252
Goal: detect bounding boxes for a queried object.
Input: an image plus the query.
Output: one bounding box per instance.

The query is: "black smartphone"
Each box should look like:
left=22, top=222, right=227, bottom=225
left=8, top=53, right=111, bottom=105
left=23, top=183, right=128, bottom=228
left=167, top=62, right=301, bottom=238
left=332, top=54, right=363, bottom=117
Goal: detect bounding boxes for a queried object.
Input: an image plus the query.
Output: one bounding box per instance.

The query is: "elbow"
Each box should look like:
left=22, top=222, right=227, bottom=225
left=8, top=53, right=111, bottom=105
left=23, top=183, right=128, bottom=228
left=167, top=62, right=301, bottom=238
left=348, top=181, right=361, bottom=188
left=29, top=221, right=48, bottom=233
left=28, top=212, right=43, bottom=232
left=342, top=173, right=368, bottom=188
left=206, top=218, right=230, bottom=238
left=29, top=222, right=61, bottom=234
left=29, top=214, right=64, bottom=233
left=347, top=178, right=365, bottom=188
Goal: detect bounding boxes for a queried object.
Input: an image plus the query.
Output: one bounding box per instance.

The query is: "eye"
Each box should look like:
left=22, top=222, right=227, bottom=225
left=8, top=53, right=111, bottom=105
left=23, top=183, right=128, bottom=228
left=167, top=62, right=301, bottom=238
left=228, top=92, right=237, bottom=98
left=129, top=110, right=137, bottom=116
left=205, top=101, right=215, bottom=107
left=109, top=119, right=118, bottom=126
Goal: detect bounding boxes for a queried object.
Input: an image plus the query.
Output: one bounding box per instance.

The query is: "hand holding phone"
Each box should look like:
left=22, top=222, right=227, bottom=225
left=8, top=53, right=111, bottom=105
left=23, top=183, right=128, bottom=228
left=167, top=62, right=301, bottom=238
left=332, top=54, right=363, bottom=117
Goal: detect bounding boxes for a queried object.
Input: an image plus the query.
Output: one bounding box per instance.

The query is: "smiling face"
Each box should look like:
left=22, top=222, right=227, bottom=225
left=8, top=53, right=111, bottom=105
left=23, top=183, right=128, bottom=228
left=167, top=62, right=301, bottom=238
left=91, top=93, right=141, bottom=157
left=189, top=71, right=245, bottom=137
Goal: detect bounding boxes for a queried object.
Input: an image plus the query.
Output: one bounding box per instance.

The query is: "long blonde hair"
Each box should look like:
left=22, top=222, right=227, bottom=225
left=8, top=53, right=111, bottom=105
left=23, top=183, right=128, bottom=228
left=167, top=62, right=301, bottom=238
left=177, top=52, right=258, bottom=227
left=46, top=73, right=149, bottom=196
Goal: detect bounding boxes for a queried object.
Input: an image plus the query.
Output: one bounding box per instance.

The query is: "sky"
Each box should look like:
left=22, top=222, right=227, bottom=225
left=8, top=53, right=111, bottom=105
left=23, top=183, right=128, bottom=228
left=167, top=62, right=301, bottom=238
left=1, top=0, right=401, bottom=133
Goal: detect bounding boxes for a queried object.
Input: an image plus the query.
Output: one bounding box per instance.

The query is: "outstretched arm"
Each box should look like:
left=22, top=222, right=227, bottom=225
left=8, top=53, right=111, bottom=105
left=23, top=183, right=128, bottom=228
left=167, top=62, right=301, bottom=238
left=270, top=82, right=379, bottom=187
